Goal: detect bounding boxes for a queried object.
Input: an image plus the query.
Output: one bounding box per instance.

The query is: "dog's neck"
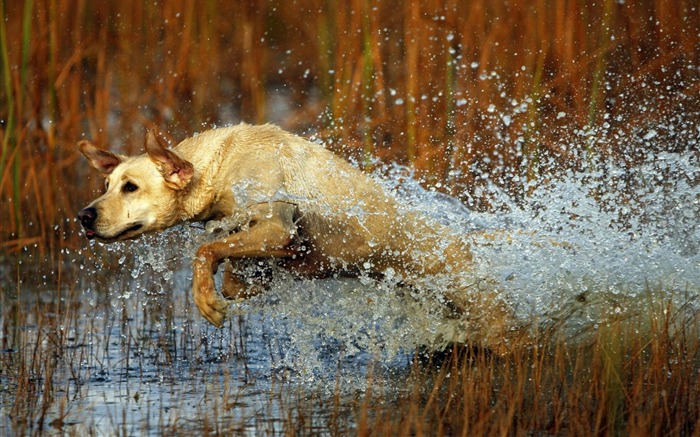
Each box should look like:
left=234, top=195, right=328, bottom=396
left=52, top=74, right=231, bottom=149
left=174, top=172, right=234, bottom=224
left=168, top=126, right=247, bottom=224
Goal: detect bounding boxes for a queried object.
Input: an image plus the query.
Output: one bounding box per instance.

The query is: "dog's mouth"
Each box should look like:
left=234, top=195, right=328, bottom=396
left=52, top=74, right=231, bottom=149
left=86, top=224, right=143, bottom=242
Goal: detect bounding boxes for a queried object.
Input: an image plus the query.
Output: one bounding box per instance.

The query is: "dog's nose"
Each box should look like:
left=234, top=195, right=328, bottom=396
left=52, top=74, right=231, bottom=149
left=78, top=207, right=97, bottom=229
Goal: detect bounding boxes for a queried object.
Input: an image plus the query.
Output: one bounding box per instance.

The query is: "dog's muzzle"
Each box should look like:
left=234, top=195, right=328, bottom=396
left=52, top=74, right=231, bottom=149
left=78, top=207, right=97, bottom=239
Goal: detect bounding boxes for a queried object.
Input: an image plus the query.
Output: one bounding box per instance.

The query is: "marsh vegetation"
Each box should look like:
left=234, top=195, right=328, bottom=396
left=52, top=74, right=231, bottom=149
left=1, top=1, right=699, bottom=435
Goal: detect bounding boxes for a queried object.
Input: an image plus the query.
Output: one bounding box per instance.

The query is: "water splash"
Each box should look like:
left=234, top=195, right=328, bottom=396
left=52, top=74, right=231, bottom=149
left=90, top=118, right=699, bottom=381
left=379, top=140, right=699, bottom=339
left=185, top=150, right=696, bottom=379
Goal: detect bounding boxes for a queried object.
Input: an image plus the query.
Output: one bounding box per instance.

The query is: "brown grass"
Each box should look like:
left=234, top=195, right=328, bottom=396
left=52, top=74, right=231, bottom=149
left=0, top=0, right=697, bottom=256
left=1, top=3, right=699, bottom=433
left=3, top=265, right=699, bottom=435
left=363, top=308, right=700, bottom=436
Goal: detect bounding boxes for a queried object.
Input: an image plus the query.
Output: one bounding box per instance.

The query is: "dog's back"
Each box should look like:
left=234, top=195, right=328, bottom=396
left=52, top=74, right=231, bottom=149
left=173, top=124, right=409, bottom=266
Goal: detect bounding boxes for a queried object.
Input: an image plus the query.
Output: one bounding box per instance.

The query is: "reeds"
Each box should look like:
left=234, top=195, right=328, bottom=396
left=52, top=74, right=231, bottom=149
left=359, top=305, right=700, bottom=436
left=1, top=2, right=698, bottom=434
left=0, top=0, right=697, bottom=255
left=3, top=257, right=699, bottom=435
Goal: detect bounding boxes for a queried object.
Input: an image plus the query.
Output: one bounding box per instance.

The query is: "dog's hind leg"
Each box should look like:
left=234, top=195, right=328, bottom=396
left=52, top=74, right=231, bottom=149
left=221, top=262, right=247, bottom=300
left=221, top=262, right=268, bottom=301
left=192, top=202, right=298, bottom=327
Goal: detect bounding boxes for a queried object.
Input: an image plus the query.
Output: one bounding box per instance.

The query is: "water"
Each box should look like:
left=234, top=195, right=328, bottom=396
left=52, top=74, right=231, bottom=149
left=2, top=115, right=699, bottom=434
left=1, top=257, right=373, bottom=435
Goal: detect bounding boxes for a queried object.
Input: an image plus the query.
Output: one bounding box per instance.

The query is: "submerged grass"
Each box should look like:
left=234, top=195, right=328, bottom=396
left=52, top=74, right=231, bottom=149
left=2, top=262, right=699, bottom=435
left=364, top=305, right=700, bottom=436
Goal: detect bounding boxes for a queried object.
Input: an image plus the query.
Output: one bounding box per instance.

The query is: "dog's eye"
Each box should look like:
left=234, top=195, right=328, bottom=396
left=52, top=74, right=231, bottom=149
left=104, top=180, right=109, bottom=189
left=123, top=182, right=139, bottom=193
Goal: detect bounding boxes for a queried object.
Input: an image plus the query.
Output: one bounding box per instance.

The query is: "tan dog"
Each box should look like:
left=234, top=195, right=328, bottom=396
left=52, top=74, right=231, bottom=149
left=78, top=124, right=512, bottom=348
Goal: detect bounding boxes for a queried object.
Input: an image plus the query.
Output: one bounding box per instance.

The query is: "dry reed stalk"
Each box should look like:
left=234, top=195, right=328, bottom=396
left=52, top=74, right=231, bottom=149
left=403, top=0, right=419, bottom=165
left=587, top=0, right=614, bottom=131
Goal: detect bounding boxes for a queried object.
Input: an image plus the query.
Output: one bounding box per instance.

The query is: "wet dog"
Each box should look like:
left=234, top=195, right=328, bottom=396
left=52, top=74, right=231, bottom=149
left=78, top=124, right=511, bottom=348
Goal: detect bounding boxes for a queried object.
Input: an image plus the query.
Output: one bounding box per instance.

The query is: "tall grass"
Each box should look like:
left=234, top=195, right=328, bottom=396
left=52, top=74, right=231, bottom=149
left=1, top=2, right=697, bottom=434
left=0, top=0, right=15, bottom=238
left=0, top=0, right=697, bottom=254
left=356, top=302, right=700, bottom=436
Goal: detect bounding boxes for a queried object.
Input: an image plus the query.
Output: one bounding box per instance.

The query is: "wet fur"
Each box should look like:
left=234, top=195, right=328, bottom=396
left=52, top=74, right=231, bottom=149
left=78, top=124, right=512, bottom=349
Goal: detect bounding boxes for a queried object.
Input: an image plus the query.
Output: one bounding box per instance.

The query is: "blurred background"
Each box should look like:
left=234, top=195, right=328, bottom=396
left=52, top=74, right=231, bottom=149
left=1, top=0, right=698, bottom=259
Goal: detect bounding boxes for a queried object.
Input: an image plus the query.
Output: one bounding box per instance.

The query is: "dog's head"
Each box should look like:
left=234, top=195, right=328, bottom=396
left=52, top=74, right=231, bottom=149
left=77, top=131, right=194, bottom=242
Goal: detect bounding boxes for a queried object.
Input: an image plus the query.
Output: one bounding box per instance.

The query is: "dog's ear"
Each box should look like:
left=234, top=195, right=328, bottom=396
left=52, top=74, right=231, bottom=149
left=145, top=130, right=194, bottom=190
left=78, top=141, right=123, bottom=176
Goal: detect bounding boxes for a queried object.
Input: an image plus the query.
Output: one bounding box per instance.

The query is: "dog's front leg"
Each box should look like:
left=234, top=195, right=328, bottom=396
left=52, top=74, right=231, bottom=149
left=192, top=203, right=297, bottom=327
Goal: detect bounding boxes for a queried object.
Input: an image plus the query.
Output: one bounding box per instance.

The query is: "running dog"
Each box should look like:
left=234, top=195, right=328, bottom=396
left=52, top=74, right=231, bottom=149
left=78, top=124, right=511, bottom=348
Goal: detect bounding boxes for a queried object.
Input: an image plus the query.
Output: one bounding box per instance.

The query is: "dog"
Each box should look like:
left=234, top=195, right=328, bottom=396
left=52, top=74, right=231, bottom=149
left=78, top=124, right=513, bottom=349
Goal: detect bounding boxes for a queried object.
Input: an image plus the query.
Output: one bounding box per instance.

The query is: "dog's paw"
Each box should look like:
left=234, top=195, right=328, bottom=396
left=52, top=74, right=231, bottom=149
left=193, top=280, right=230, bottom=328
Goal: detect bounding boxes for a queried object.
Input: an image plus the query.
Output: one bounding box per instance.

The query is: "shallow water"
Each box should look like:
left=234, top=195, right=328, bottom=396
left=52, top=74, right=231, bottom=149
left=1, top=261, right=394, bottom=434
